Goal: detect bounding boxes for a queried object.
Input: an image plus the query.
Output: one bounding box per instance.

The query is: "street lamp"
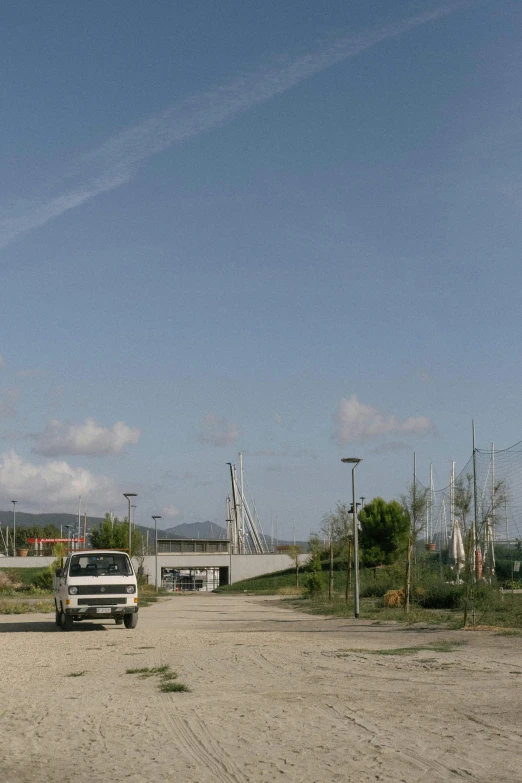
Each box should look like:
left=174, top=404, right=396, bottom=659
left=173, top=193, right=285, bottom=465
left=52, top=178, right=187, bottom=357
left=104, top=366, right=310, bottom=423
left=123, top=493, right=137, bottom=554
left=152, top=516, right=161, bottom=592
left=11, top=500, right=16, bottom=557
left=131, top=505, right=137, bottom=532
left=341, top=458, right=363, bottom=619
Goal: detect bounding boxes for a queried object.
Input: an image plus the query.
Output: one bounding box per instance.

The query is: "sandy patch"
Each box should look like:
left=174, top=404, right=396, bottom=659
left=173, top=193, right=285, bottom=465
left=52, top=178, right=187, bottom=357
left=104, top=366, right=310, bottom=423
left=0, top=594, right=521, bottom=782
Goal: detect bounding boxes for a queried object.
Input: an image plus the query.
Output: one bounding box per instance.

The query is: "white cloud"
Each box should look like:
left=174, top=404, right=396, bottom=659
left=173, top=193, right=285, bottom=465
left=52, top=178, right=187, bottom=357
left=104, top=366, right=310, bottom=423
left=334, top=395, right=434, bottom=445
left=0, top=450, right=120, bottom=513
left=162, top=505, right=181, bottom=519
left=0, top=2, right=467, bottom=249
left=0, top=388, right=20, bottom=419
left=197, top=413, right=242, bottom=447
left=32, top=418, right=140, bottom=457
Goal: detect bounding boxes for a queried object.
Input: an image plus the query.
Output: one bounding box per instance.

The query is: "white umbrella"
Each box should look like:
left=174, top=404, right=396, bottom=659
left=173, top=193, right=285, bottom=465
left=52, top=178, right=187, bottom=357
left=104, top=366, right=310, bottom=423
left=450, top=518, right=465, bottom=582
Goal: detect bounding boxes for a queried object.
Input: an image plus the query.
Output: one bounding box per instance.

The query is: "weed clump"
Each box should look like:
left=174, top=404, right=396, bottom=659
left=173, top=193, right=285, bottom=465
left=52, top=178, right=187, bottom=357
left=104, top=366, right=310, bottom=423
left=125, top=664, right=190, bottom=693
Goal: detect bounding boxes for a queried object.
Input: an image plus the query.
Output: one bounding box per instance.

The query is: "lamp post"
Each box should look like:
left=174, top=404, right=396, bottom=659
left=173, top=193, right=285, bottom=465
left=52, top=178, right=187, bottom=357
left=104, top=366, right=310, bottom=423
left=341, top=458, right=362, bottom=618
left=131, top=505, right=137, bottom=532
left=123, top=493, right=137, bottom=554
left=65, top=525, right=72, bottom=551
left=11, top=500, right=16, bottom=556
left=152, top=516, right=161, bottom=592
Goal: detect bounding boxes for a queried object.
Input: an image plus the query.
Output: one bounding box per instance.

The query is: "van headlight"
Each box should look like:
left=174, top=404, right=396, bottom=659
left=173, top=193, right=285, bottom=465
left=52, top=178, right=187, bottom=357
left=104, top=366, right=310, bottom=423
left=68, top=586, right=78, bottom=595
left=125, top=585, right=136, bottom=593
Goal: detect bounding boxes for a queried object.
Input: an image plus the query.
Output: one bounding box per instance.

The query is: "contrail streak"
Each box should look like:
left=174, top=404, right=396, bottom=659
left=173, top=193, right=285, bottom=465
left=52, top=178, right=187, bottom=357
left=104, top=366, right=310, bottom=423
left=0, top=2, right=470, bottom=249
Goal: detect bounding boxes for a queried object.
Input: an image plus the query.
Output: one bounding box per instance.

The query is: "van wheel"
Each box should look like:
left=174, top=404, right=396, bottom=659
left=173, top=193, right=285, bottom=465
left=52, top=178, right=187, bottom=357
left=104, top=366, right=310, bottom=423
left=123, top=613, right=138, bottom=629
left=55, top=604, right=61, bottom=626
left=60, top=610, right=74, bottom=632
left=115, top=617, right=124, bottom=625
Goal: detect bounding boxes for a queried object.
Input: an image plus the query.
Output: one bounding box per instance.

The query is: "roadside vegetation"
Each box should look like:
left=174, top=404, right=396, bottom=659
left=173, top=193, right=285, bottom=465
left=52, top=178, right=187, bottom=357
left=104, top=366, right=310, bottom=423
left=218, top=496, right=522, bottom=630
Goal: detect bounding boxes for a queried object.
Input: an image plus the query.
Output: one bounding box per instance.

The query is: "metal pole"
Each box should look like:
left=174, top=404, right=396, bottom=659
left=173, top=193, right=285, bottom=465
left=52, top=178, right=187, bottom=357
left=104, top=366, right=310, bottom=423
left=78, top=496, right=81, bottom=551
left=341, top=458, right=362, bottom=619
left=352, top=465, right=360, bottom=618
left=12, top=500, right=17, bottom=556
left=152, top=516, right=161, bottom=591
left=123, top=493, right=137, bottom=554
left=472, top=420, right=478, bottom=577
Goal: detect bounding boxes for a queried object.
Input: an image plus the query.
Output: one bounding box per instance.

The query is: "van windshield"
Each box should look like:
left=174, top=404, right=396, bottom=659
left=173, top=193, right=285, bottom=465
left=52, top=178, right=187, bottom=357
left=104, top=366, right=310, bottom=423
left=69, top=553, right=133, bottom=577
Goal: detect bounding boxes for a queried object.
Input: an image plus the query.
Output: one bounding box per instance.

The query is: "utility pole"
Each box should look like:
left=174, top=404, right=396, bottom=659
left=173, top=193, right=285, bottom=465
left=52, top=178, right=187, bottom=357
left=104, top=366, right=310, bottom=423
left=472, top=420, right=478, bottom=578
left=123, top=493, right=137, bottom=554
left=77, top=496, right=81, bottom=551
left=152, top=516, right=161, bottom=591
left=328, top=517, right=334, bottom=601
left=11, top=500, right=17, bottom=556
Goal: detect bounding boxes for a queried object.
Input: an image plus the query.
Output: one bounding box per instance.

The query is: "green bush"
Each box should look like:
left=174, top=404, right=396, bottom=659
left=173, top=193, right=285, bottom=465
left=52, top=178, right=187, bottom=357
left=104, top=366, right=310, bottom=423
left=415, top=583, right=465, bottom=609
left=303, top=571, right=325, bottom=597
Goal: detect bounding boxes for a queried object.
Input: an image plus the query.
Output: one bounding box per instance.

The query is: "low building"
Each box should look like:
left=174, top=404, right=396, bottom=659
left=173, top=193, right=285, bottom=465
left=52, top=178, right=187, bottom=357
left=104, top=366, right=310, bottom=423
left=140, top=537, right=309, bottom=590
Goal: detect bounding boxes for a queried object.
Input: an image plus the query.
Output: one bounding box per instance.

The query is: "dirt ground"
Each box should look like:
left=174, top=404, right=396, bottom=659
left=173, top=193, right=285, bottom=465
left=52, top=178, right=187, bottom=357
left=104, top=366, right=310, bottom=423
left=0, top=594, right=520, bottom=783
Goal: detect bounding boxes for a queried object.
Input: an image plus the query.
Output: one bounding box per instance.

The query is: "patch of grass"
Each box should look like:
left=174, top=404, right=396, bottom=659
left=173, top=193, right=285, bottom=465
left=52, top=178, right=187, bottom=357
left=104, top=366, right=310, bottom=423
left=159, top=681, right=191, bottom=693
left=335, top=640, right=466, bottom=657
left=216, top=567, right=299, bottom=594
left=0, top=599, right=54, bottom=614
left=126, top=664, right=170, bottom=678
left=66, top=671, right=87, bottom=677
left=160, top=671, right=179, bottom=681
left=494, top=629, right=522, bottom=637
left=288, top=595, right=456, bottom=626
left=126, top=663, right=190, bottom=693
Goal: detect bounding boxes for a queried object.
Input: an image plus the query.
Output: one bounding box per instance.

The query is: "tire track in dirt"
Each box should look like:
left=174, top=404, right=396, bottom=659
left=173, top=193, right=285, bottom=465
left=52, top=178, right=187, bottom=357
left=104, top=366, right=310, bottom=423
left=161, top=706, right=248, bottom=783
left=311, top=696, right=470, bottom=780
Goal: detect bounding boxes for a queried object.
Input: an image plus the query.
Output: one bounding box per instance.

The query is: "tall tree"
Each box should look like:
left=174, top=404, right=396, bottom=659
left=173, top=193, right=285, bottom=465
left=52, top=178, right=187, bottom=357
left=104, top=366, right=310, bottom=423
left=359, top=498, right=410, bottom=567
left=454, top=473, right=473, bottom=534
left=400, top=481, right=429, bottom=546
left=90, top=514, right=142, bottom=555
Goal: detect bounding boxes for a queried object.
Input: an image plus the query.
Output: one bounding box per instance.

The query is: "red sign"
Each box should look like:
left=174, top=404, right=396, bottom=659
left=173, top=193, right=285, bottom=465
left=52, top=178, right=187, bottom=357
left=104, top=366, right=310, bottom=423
left=28, top=538, right=85, bottom=544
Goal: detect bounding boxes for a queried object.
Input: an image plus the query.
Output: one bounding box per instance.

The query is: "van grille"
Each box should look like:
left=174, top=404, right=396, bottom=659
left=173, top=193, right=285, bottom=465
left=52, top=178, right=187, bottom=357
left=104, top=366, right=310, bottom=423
left=78, top=598, right=121, bottom=606
left=76, top=585, right=128, bottom=595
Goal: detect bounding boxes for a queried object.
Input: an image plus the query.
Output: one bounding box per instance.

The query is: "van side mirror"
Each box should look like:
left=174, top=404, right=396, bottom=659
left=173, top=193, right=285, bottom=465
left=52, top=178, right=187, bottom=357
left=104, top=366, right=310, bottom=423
left=55, top=568, right=63, bottom=578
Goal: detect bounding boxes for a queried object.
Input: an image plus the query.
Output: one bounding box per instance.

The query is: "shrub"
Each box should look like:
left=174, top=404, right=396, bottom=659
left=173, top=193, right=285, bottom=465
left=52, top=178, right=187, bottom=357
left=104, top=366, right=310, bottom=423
left=383, top=589, right=404, bottom=607
left=415, top=583, right=464, bottom=609
left=304, top=571, right=325, bottom=597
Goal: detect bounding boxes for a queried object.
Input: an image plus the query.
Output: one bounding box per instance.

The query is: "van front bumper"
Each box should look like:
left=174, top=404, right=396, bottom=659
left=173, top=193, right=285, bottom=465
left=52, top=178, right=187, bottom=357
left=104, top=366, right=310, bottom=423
left=64, top=604, right=138, bottom=617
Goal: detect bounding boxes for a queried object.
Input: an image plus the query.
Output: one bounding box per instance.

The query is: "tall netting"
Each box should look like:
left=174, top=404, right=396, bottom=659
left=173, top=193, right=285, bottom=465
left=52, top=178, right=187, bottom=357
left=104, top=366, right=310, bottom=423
left=414, top=441, right=522, bottom=547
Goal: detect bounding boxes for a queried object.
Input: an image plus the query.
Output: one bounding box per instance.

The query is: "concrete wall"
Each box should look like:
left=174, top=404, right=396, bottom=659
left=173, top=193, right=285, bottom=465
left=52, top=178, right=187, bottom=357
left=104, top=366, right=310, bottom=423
left=0, top=556, right=55, bottom=568
left=1, top=552, right=311, bottom=589
left=139, top=553, right=310, bottom=587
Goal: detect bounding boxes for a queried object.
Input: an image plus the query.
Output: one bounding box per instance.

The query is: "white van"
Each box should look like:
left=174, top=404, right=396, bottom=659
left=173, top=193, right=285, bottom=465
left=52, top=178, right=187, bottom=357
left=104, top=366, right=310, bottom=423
left=53, top=550, right=139, bottom=631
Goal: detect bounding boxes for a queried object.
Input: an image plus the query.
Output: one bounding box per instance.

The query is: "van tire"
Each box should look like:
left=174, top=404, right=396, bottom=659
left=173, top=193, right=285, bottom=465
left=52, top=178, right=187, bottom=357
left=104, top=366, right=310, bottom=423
left=123, top=613, right=138, bottom=629
left=60, top=610, right=74, bottom=632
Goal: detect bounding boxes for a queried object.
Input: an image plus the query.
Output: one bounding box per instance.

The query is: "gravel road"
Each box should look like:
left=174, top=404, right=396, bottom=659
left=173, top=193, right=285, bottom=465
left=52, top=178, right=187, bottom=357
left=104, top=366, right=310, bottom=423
left=0, top=594, right=520, bottom=782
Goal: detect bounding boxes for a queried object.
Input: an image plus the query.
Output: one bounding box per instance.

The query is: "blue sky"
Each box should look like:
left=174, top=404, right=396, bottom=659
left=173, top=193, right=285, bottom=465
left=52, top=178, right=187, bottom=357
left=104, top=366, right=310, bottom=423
left=0, top=0, right=520, bottom=539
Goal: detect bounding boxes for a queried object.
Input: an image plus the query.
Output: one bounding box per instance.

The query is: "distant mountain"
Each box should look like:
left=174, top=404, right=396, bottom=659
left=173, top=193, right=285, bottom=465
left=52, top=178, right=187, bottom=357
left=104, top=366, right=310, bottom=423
left=0, top=512, right=307, bottom=549
left=163, top=520, right=308, bottom=550
left=163, top=521, right=227, bottom=539
left=0, top=511, right=175, bottom=541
